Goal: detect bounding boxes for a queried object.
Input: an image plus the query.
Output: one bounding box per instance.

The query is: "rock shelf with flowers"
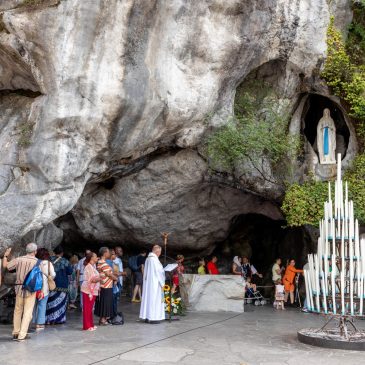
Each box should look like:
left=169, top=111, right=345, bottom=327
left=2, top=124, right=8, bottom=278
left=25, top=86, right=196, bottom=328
left=163, top=284, right=184, bottom=315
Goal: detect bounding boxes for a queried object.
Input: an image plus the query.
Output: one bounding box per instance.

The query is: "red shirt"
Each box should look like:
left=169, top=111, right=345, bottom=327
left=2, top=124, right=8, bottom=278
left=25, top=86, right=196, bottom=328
left=207, top=261, right=219, bottom=275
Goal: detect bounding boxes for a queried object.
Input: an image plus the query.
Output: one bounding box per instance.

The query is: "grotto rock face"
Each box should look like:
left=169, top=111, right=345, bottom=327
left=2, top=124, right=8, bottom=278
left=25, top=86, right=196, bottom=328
left=0, top=0, right=353, bottom=251
left=72, top=150, right=282, bottom=251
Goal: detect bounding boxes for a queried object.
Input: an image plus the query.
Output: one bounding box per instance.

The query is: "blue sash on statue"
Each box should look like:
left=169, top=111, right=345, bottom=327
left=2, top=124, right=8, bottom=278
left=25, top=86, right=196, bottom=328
left=323, top=127, right=329, bottom=155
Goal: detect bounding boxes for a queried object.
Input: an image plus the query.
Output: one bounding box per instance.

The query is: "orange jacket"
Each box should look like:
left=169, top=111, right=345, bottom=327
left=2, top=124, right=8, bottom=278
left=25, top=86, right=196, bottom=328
left=283, top=265, right=303, bottom=284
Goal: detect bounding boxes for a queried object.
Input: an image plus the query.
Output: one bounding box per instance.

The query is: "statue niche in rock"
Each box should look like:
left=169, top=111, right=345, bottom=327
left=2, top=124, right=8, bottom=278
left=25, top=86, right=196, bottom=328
left=317, top=108, right=336, bottom=165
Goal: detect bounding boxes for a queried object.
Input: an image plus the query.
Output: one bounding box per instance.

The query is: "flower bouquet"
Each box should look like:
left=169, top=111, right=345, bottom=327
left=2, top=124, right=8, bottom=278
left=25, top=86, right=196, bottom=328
left=163, top=284, right=184, bottom=315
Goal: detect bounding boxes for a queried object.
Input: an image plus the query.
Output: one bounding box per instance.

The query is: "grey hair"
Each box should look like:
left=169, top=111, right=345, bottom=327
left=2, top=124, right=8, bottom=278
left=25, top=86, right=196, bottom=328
left=99, top=246, right=109, bottom=257
left=26, top=242, right=38, bottom=253
left=152, top=245, right=162, bottom=253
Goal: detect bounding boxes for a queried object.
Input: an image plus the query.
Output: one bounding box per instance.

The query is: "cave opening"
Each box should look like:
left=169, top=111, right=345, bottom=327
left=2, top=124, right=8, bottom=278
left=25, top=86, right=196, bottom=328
left=214, top=214, right=315, bottom=283
left=303, top=94, right=350, bottom=159
left=97, top=177, right=116, bottom=190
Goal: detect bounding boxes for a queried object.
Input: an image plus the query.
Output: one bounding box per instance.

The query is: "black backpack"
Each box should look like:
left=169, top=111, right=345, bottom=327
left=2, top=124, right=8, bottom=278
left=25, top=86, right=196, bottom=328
left=109, top=312, right=124, bottom=325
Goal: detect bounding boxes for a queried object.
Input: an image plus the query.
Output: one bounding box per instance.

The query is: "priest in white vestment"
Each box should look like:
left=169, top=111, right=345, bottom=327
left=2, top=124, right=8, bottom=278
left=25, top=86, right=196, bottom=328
left=139, top=245, right=165, bottom=323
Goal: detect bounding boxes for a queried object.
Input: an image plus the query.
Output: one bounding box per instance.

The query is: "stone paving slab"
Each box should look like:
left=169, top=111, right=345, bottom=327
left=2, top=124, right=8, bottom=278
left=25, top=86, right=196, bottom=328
left=1, top=303, right=364, bottom=365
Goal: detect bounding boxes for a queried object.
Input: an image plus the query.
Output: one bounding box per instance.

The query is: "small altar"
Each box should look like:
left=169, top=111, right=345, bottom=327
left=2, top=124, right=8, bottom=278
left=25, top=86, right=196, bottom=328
left=179, top=274, right=245, bottom=312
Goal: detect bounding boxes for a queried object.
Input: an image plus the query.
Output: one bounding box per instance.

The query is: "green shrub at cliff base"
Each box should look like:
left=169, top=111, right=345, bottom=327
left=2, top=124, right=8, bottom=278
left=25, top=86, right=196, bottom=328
left=282, top=154, right=365, bottom=227
left=281, top=180, right=328, bottom=227
left=205, top=81, right=300, bottom=180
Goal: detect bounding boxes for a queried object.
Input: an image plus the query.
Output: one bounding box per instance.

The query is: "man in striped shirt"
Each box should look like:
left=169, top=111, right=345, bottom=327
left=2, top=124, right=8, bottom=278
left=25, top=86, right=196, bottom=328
left=3, top=243, right=39, bottom=342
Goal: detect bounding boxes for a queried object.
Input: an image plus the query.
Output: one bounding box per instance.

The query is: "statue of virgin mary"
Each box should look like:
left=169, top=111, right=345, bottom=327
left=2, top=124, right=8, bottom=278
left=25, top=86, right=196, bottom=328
left=317, top=108, right=336, bottom=164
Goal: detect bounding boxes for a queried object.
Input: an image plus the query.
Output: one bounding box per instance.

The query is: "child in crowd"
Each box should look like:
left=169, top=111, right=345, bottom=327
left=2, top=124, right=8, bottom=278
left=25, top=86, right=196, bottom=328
left=275, top=282, right=285, bottom=310
left=197, top=258, right=206, bottom=275
left=245, top=277, right=257, bottom=292
left=172, top=254, right=185, bottom=294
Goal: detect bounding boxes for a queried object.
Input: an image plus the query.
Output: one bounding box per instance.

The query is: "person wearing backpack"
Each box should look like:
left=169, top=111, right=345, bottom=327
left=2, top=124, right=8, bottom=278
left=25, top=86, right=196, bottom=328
left=2, top=243, right=41, bottom=342
left=131, top=249, right=147, bottom=303
left=32, top=248, right=56, bottom=330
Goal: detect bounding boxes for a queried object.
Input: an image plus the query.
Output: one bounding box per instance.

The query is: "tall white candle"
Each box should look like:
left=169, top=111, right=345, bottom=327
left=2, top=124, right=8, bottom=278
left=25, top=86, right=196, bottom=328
left=359, top=275, right=364, bottom=316
left=331, top=219, right=337, bottom=255
left=321, top=273, right=328, bottom=313
left=334, top=181, right=338, bottom=218
left=318, top=236, right=322, bottom=261
left=361, top=238, right=365, bottom=280
left=350, top=238, right=354, bottom=315
left=315, top=254, right=321, bottom=312
left=331, top=254, right=336, bottom=314
left=337, top=153, right=341, bottom=182
left=355, top=221, right=360, bottom=294
left=304, top=270, right=310, bottom=310
left=307, top=264, right=314, bottom=311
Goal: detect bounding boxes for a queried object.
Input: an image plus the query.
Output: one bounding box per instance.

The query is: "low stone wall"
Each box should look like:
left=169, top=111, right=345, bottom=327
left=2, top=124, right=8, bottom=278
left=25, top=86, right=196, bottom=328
left=179, top=274, right=245, bottom=312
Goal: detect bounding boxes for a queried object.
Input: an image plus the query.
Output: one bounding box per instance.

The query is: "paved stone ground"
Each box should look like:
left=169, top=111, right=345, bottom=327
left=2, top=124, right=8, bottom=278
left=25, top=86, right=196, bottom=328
left=1, top=302, right=364, bottom=365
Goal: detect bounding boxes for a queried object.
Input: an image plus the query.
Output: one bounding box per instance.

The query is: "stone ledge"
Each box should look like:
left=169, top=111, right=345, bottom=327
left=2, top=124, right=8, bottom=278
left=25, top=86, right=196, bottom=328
left=179, top=274, right=245, bottom=313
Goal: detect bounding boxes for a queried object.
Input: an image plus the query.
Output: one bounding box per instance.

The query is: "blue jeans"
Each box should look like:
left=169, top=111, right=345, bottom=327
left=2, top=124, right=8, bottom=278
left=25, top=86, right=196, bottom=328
left=33, top=294, right=49, bottom=325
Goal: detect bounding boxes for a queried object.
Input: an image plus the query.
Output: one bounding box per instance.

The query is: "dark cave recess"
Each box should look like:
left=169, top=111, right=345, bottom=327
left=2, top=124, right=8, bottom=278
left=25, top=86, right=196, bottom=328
left=303, top=94, right=350, bottom=159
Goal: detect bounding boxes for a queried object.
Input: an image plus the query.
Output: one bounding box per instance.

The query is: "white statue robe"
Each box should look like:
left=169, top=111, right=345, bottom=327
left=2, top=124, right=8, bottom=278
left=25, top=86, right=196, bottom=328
left=139, top=252, right=165, bottom=321
left=317, top=108, right=336, bottom=164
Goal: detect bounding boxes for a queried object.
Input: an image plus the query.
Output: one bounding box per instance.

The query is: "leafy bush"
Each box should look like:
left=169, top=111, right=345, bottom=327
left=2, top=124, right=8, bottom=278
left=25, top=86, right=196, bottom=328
left=282, top=180, right=328, bottom=227
left=205, top=81, right=300, bottom=183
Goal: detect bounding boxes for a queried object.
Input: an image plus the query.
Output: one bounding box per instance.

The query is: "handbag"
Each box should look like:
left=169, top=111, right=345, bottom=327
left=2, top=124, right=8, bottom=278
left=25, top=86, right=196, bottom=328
left=47, top=261, right=56, bottom=291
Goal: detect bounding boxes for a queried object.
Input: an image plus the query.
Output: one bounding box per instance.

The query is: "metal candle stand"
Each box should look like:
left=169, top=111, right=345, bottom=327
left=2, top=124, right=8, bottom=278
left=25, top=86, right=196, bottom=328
left=298, top=154, right=365, bottom=350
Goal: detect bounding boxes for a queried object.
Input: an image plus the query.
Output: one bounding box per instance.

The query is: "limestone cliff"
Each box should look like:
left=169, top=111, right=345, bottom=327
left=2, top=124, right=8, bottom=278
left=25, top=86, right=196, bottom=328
left=0, top=0, right=354, bottom=251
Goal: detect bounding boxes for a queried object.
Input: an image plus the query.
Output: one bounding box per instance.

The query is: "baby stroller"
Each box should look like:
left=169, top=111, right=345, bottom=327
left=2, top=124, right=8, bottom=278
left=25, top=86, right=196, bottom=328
left=244, top=286, right=267, bottom=306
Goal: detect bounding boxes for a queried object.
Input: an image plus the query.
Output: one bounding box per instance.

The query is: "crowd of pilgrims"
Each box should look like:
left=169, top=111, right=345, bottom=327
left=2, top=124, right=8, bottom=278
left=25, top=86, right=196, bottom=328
left=1, top=242, right=305, bottom=341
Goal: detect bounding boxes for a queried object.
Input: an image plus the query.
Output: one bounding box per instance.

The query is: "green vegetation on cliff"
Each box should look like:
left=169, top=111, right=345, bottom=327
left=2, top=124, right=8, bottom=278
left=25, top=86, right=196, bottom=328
left=205, top=81, right=300, bottom=185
